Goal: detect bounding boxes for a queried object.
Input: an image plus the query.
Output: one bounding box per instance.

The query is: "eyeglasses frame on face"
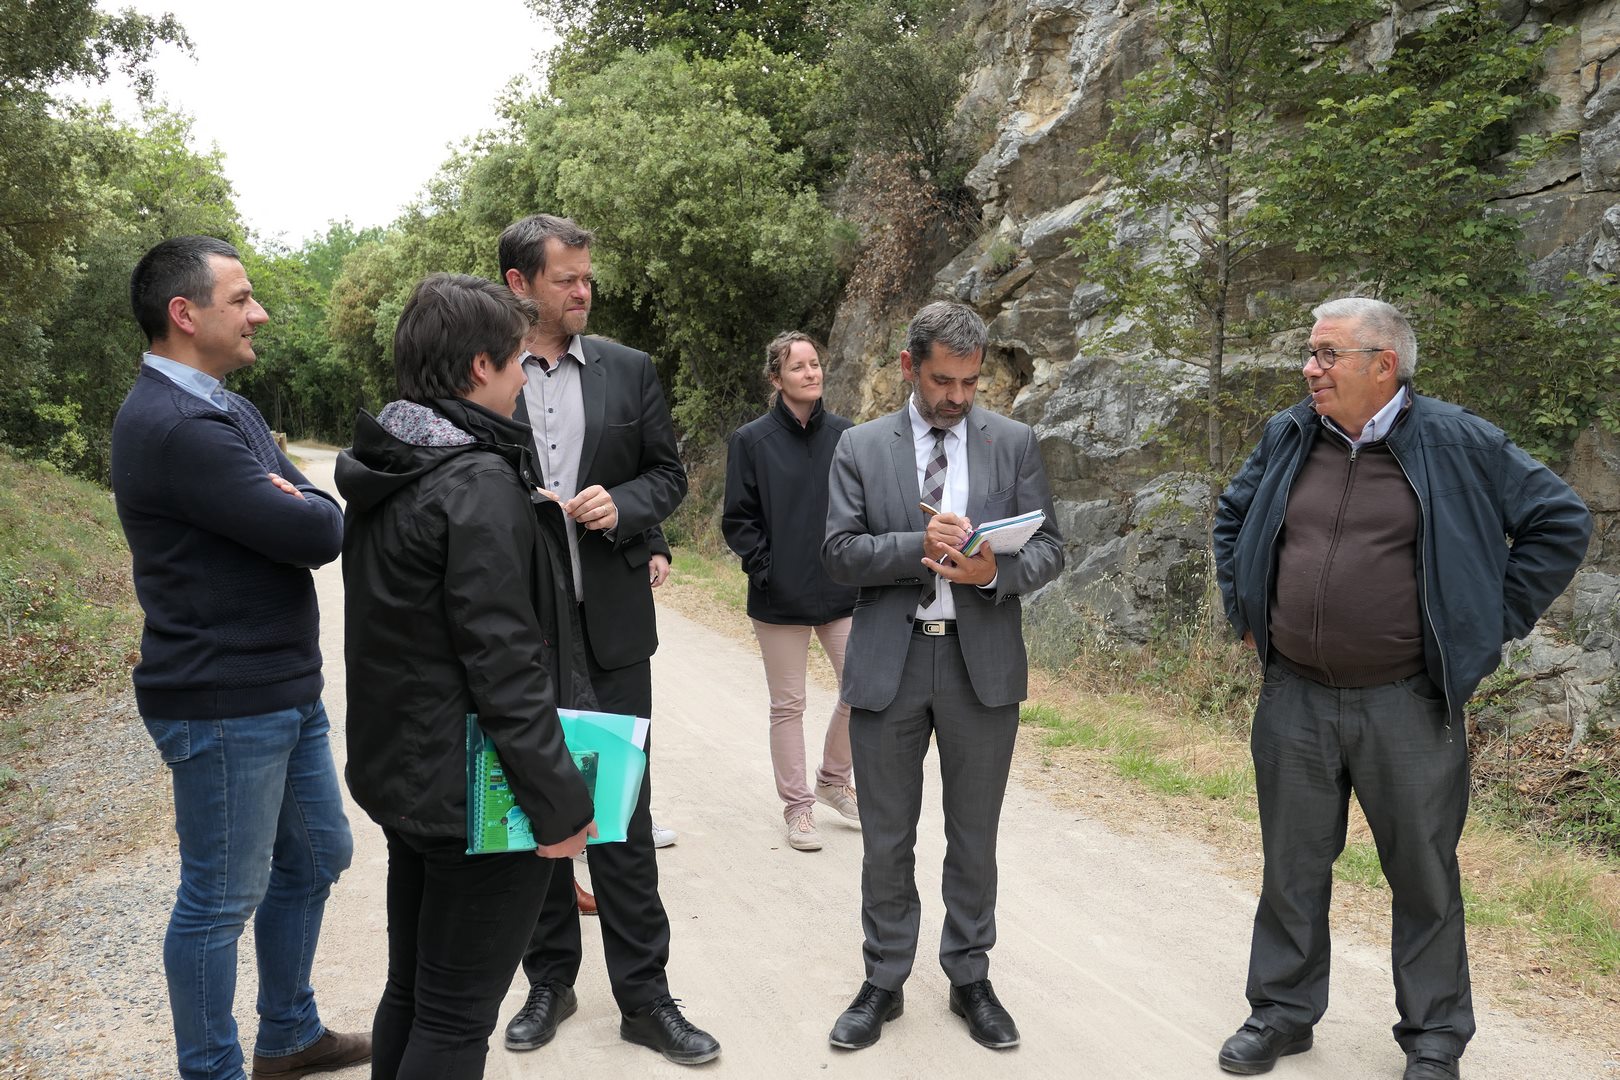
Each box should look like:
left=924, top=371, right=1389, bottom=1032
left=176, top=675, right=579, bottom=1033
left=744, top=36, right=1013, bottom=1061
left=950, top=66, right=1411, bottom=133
left=1304, top=346, right=1386, bottom=370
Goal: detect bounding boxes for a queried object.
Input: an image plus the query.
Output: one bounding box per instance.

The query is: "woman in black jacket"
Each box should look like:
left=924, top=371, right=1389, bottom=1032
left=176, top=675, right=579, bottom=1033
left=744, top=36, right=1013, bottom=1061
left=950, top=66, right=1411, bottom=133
left=337, top=274, right=595, bottom=1079
left=722, top=332, right=860, bottom=852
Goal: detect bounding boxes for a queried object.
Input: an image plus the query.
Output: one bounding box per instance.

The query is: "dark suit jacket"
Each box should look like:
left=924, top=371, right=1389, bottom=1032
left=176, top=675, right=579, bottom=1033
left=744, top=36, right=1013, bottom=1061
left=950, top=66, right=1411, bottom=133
left=822, top=404, right=1064, bottom=711
left=519, top=336, right=687, bottom=671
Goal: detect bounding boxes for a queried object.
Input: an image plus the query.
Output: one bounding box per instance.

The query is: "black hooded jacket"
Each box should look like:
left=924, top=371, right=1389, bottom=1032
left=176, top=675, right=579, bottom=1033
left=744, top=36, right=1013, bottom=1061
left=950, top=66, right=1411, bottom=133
left=336, top=397, right=595, bottom=844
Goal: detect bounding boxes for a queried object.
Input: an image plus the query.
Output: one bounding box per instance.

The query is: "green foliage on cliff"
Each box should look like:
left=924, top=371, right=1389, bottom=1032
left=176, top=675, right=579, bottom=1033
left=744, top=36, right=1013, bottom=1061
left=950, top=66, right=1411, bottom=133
left=1077, top=0, right=1620, bottom=470
left=1269, top=2, right=1620, bottom=460
left=1071, top=0, right=1379, bottom=477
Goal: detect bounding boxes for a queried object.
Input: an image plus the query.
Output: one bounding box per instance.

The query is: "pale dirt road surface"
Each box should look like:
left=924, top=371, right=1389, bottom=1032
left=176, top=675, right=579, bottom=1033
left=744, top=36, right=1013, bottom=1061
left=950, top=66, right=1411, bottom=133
left=9, top=447, right=1610, bottom=1079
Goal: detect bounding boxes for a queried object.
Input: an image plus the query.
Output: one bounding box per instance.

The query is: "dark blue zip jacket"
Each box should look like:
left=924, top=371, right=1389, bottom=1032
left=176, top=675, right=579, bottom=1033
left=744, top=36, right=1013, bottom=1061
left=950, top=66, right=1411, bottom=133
left=1213, top=391, right=1592, bottom=725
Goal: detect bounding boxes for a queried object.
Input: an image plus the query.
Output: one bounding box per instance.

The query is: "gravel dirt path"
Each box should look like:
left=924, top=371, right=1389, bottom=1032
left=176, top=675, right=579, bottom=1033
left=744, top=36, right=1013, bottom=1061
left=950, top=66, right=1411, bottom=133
left=0, top=446, right=1610, bottom=1079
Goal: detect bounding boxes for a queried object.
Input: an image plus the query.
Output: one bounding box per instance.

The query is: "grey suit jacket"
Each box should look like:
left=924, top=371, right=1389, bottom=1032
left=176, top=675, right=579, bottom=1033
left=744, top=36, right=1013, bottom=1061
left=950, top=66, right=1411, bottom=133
left=822, top=404, right=1064, bottom=711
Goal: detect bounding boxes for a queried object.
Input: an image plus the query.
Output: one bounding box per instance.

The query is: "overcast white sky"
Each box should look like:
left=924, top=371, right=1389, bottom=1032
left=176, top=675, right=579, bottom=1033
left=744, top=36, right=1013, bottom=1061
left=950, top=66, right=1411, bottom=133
left=79, top=1, right=557, bottom=245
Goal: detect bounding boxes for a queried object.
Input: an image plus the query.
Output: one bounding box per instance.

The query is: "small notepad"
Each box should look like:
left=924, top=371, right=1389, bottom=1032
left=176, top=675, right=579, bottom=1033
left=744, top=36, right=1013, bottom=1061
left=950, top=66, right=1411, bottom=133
left=961, top=508, right=1046, bottom=557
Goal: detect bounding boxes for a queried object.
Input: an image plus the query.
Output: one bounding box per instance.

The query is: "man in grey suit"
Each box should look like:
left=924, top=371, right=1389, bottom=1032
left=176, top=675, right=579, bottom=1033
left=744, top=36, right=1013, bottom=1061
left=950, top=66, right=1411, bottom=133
left=821, top=301, right=1064, bottom=1052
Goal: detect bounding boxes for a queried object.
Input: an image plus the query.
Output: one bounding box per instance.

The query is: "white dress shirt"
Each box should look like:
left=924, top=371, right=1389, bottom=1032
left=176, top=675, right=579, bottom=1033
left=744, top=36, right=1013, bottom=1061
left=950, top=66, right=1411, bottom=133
left=910, top=400, right=970, bottom=620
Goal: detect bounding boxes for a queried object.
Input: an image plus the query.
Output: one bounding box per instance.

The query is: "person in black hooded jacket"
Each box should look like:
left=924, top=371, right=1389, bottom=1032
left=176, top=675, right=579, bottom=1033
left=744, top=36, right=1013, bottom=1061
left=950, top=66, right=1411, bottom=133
left=722, top=331, right=860, bottom=853
left=336, top=274, right=595, bottom=1080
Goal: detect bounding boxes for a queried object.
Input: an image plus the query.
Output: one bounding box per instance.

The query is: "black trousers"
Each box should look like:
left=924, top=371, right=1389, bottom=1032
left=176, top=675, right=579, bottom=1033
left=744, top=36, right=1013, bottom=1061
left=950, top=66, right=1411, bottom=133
left=520, top=608, right=671, bottom=1013
left=373, top=828, right=554, bottom=1080
left=1246, top=662, right=1474, bottom=1057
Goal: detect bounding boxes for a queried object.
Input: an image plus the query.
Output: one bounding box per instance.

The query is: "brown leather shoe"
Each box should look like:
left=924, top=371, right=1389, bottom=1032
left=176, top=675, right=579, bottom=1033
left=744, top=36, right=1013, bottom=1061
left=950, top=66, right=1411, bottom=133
left=251, top=1030, right=371, bottom=1079
left=575, top=880, right=598, bottom=916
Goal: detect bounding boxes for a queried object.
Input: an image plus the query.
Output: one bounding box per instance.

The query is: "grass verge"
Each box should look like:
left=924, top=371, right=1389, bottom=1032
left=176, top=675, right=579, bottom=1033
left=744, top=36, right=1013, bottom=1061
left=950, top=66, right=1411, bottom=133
left=0, top=450, right=141, bottom=855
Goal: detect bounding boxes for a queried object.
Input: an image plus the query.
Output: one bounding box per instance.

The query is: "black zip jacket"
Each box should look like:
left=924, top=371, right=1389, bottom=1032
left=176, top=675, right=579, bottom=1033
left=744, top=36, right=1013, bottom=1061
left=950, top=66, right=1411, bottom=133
left=1214, top=391, right=1592, bottom=726
left=336, top=398, right=595, bottom=844
left=723, top=397, right=859, bottom=625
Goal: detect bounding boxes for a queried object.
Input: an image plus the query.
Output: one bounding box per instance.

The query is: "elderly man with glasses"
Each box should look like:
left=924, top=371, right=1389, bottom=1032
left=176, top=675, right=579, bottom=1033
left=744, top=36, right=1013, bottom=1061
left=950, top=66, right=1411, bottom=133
left=1211, top=297, right=1591, bottom=1080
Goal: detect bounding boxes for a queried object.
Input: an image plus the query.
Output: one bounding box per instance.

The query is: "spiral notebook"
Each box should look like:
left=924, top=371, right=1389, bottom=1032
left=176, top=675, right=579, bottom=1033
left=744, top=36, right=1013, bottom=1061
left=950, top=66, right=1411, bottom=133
left=467, top=718, right=598, bottom=854
left=466, top=709, right=648, bottom=855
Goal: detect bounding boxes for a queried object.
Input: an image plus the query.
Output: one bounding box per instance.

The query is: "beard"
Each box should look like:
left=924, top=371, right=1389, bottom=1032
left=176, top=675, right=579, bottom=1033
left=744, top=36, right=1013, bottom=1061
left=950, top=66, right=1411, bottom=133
left=912, top=389, right=971, bottom=428
left=559, top=308, right=590, bottom=338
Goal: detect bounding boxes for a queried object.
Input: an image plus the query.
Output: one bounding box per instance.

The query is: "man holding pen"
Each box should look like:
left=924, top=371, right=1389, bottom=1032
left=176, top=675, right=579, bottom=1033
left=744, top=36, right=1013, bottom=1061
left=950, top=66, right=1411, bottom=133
left=821, top=301, right=1064, bottom=1052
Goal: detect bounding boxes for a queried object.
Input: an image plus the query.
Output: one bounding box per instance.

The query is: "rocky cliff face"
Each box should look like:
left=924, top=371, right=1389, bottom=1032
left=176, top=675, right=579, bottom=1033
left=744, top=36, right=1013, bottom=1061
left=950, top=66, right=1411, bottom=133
left=824, top=0, right=1620, bottom=726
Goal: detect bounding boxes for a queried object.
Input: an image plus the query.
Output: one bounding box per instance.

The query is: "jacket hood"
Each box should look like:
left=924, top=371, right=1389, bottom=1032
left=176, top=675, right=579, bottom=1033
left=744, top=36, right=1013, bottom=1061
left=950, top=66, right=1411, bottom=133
left=336, top=398, right=537, bottom=513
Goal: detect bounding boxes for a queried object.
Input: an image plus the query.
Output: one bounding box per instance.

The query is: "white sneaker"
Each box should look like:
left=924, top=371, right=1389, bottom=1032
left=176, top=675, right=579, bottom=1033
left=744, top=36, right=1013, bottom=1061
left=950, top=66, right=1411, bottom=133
left=651, top=820, right=677, bottom=848
left=815, top=782, right=860, bottom=825
left=786, top=811, right=822, bottom=851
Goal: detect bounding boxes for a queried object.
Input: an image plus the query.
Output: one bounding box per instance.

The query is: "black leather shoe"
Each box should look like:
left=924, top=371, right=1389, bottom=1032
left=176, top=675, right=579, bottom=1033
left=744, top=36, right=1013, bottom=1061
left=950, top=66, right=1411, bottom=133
left=1404, top=1049, right=1461, bottom=1079
left=1218, top=1021, right=1313, bottom=1074
left=504, top=982, right=578, bottom=1051
left=948, top=979, right=1020, bottom=1049
left=829, top=982, right=903, bottom=1050
left=620, top=996, right=721, bottom=1065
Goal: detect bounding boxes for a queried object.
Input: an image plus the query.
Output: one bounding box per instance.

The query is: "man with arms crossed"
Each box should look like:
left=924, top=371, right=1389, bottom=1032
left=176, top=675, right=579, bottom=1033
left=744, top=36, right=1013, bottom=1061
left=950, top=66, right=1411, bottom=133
left=1212, top=297, right=1590, bottom=1079
left=822, top=301, right=1063, bottom=1051
left=113, top=236, right=368, bottom=1080
left=496, top=214, right=718, bottom=1065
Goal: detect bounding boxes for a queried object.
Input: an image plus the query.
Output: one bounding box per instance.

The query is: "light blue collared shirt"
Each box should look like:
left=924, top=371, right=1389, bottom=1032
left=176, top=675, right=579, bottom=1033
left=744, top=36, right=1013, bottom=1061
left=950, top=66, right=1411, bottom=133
left=1324, top=384, right=1409, bottom=449
left=143, top=352, right=229, bottom=410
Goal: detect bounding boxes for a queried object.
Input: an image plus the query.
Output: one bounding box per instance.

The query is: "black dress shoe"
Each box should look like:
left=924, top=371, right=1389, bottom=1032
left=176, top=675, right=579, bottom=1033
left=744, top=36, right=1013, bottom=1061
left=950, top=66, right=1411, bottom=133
left=828, top=982, right=904, bottom=1050
left=504, top=981, right=578, bottom=1051
left=1404, top=1049, right=1461, bottom=1079
left=948, top=979, right=1020, bottom=1049
left=620, top=996, right=721, bottom=1065
left=1217, top=1020, right=1313, bottom=1075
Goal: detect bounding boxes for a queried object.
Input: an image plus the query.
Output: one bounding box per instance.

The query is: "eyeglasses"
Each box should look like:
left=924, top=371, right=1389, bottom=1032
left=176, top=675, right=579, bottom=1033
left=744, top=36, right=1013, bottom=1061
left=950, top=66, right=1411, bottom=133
left=1303, top=347, right=1384, bottom=369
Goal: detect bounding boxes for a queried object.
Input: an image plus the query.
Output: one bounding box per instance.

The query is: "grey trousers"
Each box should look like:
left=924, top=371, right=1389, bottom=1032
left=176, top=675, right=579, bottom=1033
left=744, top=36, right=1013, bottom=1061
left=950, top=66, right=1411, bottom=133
left=847, top=632, right=1018, bottom=991
left=1246, top=662, right=1475, bottom=1057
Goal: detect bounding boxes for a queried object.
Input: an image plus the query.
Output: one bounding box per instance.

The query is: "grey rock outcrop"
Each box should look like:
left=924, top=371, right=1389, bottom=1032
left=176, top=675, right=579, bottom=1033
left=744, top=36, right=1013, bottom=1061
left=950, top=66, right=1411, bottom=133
left=824, top=0, right=1620, bottom=727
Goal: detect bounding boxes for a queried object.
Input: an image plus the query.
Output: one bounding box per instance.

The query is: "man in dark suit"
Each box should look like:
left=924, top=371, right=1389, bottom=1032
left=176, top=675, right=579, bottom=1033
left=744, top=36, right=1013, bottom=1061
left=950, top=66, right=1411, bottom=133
left=821, top=301, right=1064, bottom=1052
left=496, top=214, right=717, bottom=1065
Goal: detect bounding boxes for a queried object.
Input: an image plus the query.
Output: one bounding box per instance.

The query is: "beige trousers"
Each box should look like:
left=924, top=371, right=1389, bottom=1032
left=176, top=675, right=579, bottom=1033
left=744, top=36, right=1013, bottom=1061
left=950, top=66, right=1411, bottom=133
left=750, top=617, right=854, bottom=821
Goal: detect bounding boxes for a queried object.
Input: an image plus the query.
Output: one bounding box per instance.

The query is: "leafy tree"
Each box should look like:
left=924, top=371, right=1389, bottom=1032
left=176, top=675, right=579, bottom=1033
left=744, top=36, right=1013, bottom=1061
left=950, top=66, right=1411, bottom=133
left=1069, top=0, right=1376, bottom=477
left=530, top=0, right=830, bottom=84
left=816, top=0, right=978, bottom=196
left=0, top=0, right=188, bottom=338
left=14, top=107, right=240, bottom=480
left=234, top=223, right=383, bottom=441
left=1269, top=0, right=1620, bottom=459
left=495, top=47, right=847, bottom=440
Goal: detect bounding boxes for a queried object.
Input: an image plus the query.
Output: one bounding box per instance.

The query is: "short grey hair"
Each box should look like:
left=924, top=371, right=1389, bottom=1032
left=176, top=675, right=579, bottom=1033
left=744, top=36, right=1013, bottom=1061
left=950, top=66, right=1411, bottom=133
left=498, top=213, right=594, bottom=281
left=1311, top=296, right=1417, bottom=381
left=906, top=301, right=988, bottom=364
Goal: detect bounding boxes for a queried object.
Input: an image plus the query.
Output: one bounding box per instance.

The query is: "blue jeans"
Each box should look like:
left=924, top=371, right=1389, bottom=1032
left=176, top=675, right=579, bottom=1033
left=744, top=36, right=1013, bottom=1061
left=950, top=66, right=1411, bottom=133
left=144, top=699, right=355, bottom=1080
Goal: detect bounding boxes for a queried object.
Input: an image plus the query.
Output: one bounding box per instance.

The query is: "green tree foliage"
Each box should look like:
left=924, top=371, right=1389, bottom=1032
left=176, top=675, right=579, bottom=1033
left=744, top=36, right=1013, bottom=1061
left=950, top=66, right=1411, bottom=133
left=817, top=0, right=977, bottom=194
left=234, top=223, right=384, bottom=442
left=0, top=0, right=188, bottom=338
left=524, top=47, right=848, bottom=439
left=3, top=107, right=240, bottom=480
left=1268, top=1, right=1620, bottom=459
left=1070, top=0, right=1376, bottom=476
left=530, top=0, right=830, bottom=83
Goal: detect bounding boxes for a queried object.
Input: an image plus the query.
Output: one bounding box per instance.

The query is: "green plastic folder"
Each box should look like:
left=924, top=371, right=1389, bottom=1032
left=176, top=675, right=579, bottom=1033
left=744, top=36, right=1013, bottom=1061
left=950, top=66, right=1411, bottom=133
left=466, top=709, right=648, bottom=855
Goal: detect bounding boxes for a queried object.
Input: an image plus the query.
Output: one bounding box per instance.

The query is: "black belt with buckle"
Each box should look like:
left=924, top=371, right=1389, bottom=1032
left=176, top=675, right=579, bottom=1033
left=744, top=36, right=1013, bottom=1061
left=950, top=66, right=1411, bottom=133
left=912, top=619, right=956, bottom=636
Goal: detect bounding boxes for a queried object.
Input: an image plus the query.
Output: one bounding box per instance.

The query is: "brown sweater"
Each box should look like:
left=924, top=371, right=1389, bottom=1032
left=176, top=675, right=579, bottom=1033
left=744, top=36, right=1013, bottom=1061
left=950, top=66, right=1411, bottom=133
left=1268, top=429, right=1427, bottom=687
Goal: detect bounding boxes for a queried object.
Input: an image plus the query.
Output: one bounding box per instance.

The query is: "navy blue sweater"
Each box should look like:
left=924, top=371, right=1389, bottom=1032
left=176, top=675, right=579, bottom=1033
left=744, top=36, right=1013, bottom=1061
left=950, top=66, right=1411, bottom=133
left=111, top=365, right=344, bottom=719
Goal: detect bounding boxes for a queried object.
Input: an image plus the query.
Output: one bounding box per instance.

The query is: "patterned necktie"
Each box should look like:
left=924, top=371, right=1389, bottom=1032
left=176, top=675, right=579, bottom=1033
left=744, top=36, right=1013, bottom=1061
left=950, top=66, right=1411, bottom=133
left=919, top=426, right=949, bottom=609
